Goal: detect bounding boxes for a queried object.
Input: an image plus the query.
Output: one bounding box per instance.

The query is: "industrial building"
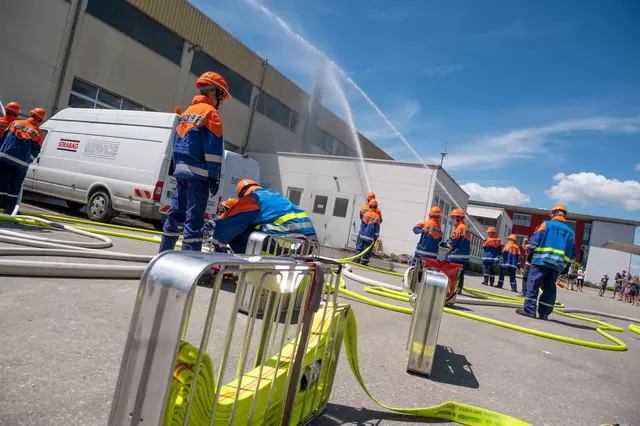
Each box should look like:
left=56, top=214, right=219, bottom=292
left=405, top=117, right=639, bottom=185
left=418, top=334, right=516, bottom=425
left=468, top=201, right=640, bottom=283
left=1, top=0, right=390, bottom=160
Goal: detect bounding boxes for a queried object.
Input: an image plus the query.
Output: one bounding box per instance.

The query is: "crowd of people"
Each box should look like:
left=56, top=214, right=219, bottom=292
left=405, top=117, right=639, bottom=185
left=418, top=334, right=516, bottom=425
left=599, top=270, right=640, bottom=305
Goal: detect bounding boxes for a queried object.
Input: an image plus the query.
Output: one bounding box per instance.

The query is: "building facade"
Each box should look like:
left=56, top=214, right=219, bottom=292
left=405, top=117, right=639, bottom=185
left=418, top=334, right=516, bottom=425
left=469, top=201, right=640, bottom=283
left=0, top=0, right=390, bottom=161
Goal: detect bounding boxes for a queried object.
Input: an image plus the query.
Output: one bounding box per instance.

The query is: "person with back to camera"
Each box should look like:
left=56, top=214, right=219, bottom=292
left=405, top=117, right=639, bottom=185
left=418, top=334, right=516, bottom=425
left=599, top=274, right=609, bottom=297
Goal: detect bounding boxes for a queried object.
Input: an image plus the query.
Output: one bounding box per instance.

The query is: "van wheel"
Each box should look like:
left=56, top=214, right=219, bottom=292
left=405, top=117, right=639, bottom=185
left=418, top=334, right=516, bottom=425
left=66, top=200, right=84, bottom=211
left=87, top=191, right=113, bottom=223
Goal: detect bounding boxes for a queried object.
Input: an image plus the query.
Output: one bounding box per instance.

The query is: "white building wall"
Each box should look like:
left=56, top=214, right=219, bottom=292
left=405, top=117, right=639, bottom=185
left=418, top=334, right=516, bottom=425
left=247, top=152, right=449, bottom=254
left=584, top=221, right=636, bottom=283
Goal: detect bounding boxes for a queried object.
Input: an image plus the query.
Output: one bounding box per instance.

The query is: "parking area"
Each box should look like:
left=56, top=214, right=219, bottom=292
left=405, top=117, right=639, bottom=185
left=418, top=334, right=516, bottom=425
left=1, top=202, right=639, bottom=426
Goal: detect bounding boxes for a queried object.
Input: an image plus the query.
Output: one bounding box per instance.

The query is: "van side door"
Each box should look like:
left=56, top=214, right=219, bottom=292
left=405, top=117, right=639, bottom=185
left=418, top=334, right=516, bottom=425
left=32, top=130, right=82, bottom=200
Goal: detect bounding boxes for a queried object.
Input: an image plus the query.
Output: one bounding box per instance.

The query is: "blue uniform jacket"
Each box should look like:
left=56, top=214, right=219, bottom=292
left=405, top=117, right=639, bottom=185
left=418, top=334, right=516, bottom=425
left=359, top=209, right=381, bottom=242
left=446, top=220, right=471, bottom=264
left=501, top=241, right=521, bottom=269
left=214, top=187, right=316, bottom=244
left=530, top=217, right=575, bottom=272
left=173, top=96, right=223, bottom=181
left=413, top=218, right=442, bottom=259
left=0, top=118, right=43, bottom=170
left=482, top=237, right=503, bottom=263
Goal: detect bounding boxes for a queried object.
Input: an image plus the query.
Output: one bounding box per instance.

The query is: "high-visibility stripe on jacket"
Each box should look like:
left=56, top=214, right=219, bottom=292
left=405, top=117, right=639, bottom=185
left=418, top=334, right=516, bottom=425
left=0, top=115, right=18, bottom=138
left=446, top=220, right=470, bottom=264
left=0, top=117, right=43, bottom=170
left=482, top=237, right=503, bottom=263
left=172, top=95, right=223, bottom=181
left=214, top=187, right=316, bottom=244
left=501, top=241, right=522, bottom=269
left=413, top=218, right=442, bottom=260
left=530, top=216, right=575, bottom=272
left=359, top=209, right=381, bottom=241
left=360, top=203, right=382, bottom=223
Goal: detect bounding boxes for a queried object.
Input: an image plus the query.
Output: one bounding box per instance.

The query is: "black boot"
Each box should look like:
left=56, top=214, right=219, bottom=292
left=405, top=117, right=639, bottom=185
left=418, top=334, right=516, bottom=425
left=515, top=308, right=536, bottom=319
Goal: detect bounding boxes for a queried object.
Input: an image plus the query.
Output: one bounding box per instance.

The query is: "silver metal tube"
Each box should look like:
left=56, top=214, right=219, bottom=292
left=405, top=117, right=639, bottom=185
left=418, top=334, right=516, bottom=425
left=342, top=265, right=403, bottom=291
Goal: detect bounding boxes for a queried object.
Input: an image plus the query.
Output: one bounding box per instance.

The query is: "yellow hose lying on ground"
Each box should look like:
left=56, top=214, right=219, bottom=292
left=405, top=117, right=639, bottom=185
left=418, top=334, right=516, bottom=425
left=20, top=212, right=163, bottom=235
left=335, top=242, right=374, bottom=263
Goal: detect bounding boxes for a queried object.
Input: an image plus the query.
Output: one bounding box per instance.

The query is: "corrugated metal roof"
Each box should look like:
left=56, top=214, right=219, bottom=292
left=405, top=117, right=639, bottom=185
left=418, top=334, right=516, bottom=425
left=467, top=205, right=503, bottom=219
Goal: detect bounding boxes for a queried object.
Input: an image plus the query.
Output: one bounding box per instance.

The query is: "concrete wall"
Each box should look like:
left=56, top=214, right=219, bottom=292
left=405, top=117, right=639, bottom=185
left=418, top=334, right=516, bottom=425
left=584, top=221, right=636, bottom=283
left=590, top=221, right=636, bottom=246
left=247, top=152, right=455, bottom=254
left=0, top=0, right=70, bottom=114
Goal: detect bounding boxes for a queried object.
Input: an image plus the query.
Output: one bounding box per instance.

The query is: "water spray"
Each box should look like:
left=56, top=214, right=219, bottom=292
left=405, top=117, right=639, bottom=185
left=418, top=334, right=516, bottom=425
left=243, top=0, right=487, bottom=238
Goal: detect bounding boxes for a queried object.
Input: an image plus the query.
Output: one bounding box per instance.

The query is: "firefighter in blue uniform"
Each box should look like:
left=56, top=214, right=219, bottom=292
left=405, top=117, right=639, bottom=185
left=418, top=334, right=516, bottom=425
left=0, top=107, right=46, bottom=213
left=159, top=72, right=230, bottom=253
left=443, top=208, right=470, bottom=294
left=497, top=234, right=521, bottom=291
left=212, top=179, right=316, bottom=253
left=481, top=226, right=503, bottom=286
left=353, top=200, right=381, bottom=265
left=0, top=102, right=21, bottom=138
left=411, top=206, right=442, bottom=265
left=517, top=204, right=575, bottom=320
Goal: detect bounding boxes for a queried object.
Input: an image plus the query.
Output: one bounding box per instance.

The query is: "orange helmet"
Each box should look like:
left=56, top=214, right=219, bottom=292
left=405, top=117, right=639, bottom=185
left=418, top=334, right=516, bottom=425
left=551, top=204, right=567, bottom=216
left=367, top=191, right=375, bottom=200
left=174, top=106, right=183, bottom=115
left=4, top=102, right=20, bottom=116
left=221, top=197, right=238, bottom=210
left=196, top=72, right=231, bottom=100
left=30, top=108, right=46, bottom=122
left=368, top=199, right=378, bottom=209
left=429, top=206, right=441, bottom=217
left=236, top=179, right=259, bottom=197
left=450, top=208, right=465, bottom=218
left=508, top=234, right=517, bottom=241
left=487, top=226, right=497, bottom=234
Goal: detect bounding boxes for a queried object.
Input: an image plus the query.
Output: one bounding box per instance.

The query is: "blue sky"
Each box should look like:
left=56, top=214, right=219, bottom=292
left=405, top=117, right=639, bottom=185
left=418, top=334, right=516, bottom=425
left=194, top=0, right=639, bottom=267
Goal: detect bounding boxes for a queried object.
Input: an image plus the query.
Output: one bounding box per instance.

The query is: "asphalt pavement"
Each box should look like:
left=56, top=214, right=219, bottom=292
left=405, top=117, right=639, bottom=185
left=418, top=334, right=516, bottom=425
left=1, top=202, right=639, bottom=426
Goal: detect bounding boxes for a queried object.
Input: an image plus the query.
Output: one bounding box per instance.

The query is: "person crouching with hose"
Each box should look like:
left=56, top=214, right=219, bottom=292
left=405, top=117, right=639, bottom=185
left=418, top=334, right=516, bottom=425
left=411, top=206, right=442, bottom=266
left=203, top=197, right=237, bottom=253
left=442, top=208, right=470, bottom=294
left=516, top=204, right=575, bottom=320
left=353, top=200, right=381, bottom=266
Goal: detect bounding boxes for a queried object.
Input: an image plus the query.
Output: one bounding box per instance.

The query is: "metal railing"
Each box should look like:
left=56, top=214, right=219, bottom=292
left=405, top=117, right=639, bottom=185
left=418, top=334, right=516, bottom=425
left=108, top=250, right=347, bottom=426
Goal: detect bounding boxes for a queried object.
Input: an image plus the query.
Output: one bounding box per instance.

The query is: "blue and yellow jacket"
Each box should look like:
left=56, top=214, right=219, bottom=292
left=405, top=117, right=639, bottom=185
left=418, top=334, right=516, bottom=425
left=214, top=187, right=316, bottom=245
left=446, top=220, right=470, bottom=264
left=358, top=209, right=381, bottom=242
left=501, top=241, right=522, bottom=269
left=0, top=117, right=43, bottom=171
left=172, top=96, right=223, bottom=181
left=413, top=218, right=442, bottom=259
left=530, top=216, right=575, bottom=272
left=482, top=237, right=503, bottom=263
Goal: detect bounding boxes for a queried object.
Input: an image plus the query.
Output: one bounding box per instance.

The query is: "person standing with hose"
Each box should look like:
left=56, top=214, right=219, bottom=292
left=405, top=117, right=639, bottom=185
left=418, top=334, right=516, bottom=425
left=0, top=102, right=20, bottom=138
left=442, top=208, right=470, bottom=294
left=410, top=206, right=442, bottom=266
left=0, top=108, right=46, bottom=214
left=497, top=234, right=521, bottom=291
left=353, top=200, right=381, bottom=266
left=516, top=204, right=575, bottom=320
left=481, top=226, right=503, bottom=286
left=159, top=72, right=230, bottom=253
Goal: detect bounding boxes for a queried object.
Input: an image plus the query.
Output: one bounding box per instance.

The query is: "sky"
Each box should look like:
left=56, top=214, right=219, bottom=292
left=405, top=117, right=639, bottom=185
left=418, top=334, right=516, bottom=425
left=193, top=0, right=640, bottom=271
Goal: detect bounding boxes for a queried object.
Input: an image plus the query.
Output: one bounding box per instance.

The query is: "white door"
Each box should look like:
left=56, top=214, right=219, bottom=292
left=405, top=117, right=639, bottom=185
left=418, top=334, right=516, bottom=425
left=306, top=192, right=357, bottom=249
left=347, top=195, right=368, bottom=249
left=32, top=132, right=80, bottom=200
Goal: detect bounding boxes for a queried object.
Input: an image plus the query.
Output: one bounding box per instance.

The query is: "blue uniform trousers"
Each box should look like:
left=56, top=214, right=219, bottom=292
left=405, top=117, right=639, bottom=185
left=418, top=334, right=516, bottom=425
left=159, top=177, right=209, bottom=253
left=482, top=261, right=498, bottom=284
left=0, top=161, right=26, bottom=212
left=523, top=264, right=559, bottom=319
left=354, top=236, right=374, bottom=265
left=497, top=267, right=517, bottom=290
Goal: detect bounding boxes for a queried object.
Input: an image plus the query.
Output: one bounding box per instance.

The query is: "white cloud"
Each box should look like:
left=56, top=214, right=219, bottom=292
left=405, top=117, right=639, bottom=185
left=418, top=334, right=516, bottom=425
left=635, top=164, right=640, bottom=172
left=547, top=172, right=640, bottom=210
left=423, top=64, right=465, bottom=77
left=461, top=183, right=531, bottom=205
left=433, top=116, right=640, bottom=171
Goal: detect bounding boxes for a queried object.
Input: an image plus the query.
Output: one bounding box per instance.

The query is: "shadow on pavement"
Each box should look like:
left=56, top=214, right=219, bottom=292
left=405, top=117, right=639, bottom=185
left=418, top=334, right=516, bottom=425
left=548, top=318, right=596, bottom=331
left=316, top=403, right=449, bottom=425
left=424, top=345, right=480, bottom=389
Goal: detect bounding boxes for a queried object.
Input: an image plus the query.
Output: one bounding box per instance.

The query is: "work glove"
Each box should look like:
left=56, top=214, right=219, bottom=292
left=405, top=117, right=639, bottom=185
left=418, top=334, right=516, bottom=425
left=203, top=220, right=217, bottom=232
left=209, top=178, right=219, bottom=197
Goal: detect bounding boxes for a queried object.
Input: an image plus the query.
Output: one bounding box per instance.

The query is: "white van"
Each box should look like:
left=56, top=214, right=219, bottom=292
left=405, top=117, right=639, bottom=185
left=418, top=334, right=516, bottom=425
left=24, top=108, right=259, bottom=228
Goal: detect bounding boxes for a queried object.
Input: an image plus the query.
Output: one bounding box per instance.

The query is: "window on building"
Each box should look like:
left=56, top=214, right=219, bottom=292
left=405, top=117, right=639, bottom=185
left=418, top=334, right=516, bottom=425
left=312, top=195, right=328, bottom=214
left=256, top=92, right=299, bottom=133
left=332, top=198, right=349, bottom=218
left=583, top=223, right=592, bottom=244
left=190, top=51, right=254, bottom=106
left=567, top=220, right=577, bottom=231
left=334, top=140, right=357, bottom=157
left=513, top=213, right=532, bottom=227
left=68, top=79, right=150, bottom=111
left=287, top=187, right=303, bottom=206
left=86, top=0, right=184, bottom=65
left=515, top=234, right=528, bottom=246
left=580, top=245, right=589, bottom=265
